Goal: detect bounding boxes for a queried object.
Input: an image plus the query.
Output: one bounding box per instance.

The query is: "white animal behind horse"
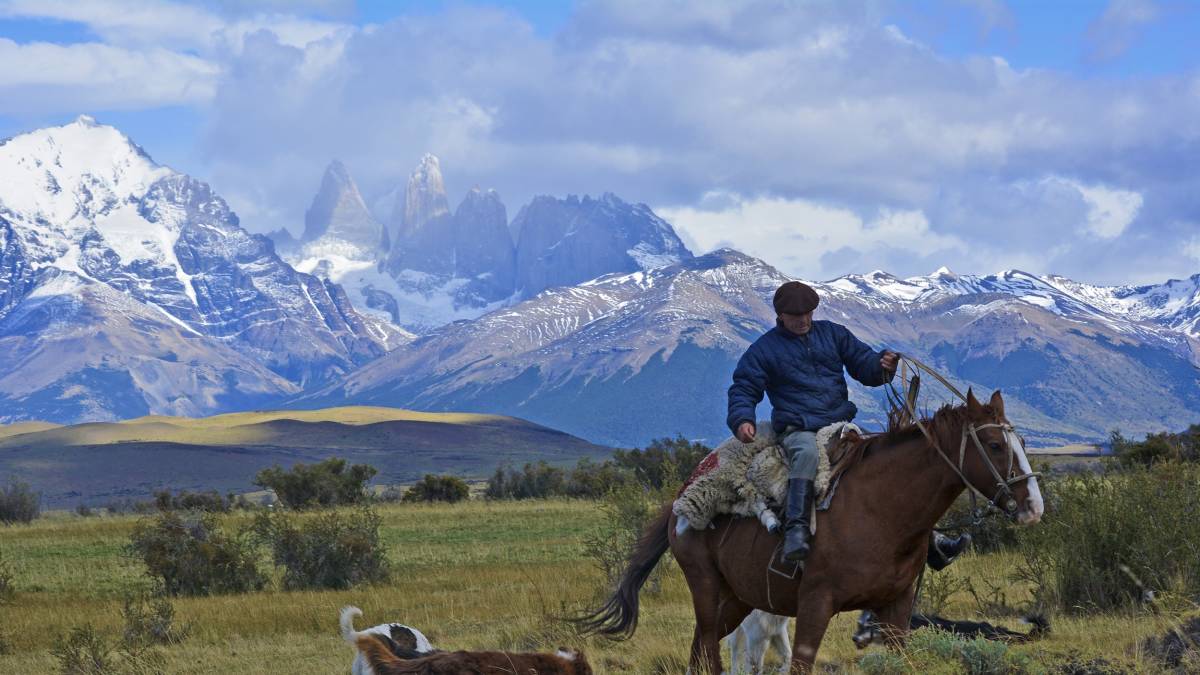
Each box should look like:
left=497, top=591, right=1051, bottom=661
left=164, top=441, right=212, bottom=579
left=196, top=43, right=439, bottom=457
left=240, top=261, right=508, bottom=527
left=724, top=610, right=791, bottom=674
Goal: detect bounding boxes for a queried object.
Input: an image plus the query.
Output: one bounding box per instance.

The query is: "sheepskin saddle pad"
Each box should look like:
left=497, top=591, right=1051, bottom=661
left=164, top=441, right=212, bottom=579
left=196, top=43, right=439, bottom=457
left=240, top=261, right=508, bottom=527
left=673, top=421, right=863, bottom=534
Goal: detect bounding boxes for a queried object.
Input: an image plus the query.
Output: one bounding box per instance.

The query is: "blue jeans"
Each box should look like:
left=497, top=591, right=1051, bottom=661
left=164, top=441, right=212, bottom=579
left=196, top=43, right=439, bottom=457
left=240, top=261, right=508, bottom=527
left=780, top=427, right=818, bottom=480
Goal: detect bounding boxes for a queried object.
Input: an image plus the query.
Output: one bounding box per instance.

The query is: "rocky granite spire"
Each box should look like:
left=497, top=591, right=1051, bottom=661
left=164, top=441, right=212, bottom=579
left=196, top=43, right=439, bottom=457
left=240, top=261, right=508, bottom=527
left=511, top=192, right=693, bottom=296
left=302, top=160, right=388, bottom=253
left=387, top=153, right=454, bottom=275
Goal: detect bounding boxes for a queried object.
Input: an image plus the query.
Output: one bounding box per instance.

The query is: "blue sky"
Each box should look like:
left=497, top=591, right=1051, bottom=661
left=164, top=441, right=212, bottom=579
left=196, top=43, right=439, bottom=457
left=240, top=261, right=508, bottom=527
left=1, top=0, right=1198, bottom=285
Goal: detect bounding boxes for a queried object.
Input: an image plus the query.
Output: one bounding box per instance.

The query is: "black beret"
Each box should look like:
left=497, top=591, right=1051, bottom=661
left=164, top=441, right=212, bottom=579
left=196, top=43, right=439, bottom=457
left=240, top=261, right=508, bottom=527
left=773, top=281, right=820, bottom=315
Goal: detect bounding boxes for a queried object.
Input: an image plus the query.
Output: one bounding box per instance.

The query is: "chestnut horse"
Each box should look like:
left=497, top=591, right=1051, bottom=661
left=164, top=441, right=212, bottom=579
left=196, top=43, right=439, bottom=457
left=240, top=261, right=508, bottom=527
left=577, top=390, right=1044, bottom=673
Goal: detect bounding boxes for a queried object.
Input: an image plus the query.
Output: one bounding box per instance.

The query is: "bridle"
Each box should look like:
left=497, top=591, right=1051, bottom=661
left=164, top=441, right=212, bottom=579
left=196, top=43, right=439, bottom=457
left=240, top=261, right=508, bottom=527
left=886, top=353, right=1041, bottom=517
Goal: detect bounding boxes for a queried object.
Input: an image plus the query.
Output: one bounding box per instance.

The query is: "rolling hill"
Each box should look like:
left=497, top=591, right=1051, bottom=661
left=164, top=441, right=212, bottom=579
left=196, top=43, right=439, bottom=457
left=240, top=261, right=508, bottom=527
left=0, top=406, right=611, bottom=507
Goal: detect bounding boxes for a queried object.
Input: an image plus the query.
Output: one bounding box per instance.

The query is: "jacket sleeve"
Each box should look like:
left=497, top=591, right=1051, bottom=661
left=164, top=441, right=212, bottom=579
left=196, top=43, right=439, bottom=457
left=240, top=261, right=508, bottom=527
left=836, top=324, right=894, bottom=387
left=727, top=343, right=768, bottom=435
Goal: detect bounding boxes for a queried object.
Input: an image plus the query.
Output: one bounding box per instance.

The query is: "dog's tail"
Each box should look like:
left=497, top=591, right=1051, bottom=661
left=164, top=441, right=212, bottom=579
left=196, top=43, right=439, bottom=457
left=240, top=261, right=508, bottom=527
left=355, top=634, right=415, bottom=675
left=340, top=605, right=365, bottom=645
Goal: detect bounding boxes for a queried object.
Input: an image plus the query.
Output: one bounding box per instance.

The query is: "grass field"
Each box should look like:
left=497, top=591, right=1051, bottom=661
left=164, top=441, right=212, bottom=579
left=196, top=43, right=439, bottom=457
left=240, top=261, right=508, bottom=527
left=0, top=499, right=1186, bottom=673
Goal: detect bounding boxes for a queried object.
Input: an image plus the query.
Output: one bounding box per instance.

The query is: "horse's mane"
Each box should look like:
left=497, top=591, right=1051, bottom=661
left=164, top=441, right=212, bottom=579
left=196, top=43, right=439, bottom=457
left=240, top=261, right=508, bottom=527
left=882, top=401, right=973, bottom=445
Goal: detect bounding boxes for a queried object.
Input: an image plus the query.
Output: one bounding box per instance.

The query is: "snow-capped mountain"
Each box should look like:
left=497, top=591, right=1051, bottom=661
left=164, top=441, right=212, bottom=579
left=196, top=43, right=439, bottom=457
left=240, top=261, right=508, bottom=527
left=284, top=154, right=693, bottom=333
left=296, top=250, right=1200, bottom=447
left=0, top=116, right=397, bottom=423
left=512, top=192, right=693, bottom=297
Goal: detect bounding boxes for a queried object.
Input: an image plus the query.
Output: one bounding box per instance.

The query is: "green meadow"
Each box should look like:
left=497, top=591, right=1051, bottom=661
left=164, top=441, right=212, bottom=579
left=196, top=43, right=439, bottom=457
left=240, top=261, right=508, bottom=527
left=0, top=499, right=1187, bottom=673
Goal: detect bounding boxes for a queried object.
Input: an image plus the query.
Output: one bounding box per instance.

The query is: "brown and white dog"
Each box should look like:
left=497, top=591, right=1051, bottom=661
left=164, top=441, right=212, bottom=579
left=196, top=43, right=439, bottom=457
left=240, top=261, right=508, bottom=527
left=341, top=606, right=437, bottom=675
left=342, top=606, right=593, bottom=675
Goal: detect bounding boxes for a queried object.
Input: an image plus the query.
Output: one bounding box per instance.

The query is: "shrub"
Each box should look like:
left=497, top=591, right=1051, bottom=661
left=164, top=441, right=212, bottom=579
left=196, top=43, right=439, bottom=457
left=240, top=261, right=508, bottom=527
left=51, top=623, right=164, bottom=675
left=485, top=462, right=566, bottom=500
left=1017, top=464, right=1200, bottom=612
left=402, top=474, right=469, bottom=503
left=0, top=549, right=14, bottom=603
left=104, top=499, right=155, bottom=515
left=128, top=511, right=265, bottom=596
left=583, top=480, right=675, bottom=593
left=611, top=436, right=710, bottom=490
left=253, top=507, right=389, bottom=590
left=938, top=495, right=1018, bottom=553
left=565, top=457, right=632, bottom=498
left=76, top=504, right=96, bottom=518
left=52, top=624, right=114, bottom=675
left=1111, top=425, right=1200, bottom=468
left=253, top=458, right=377, bottom=509
left=153, top=490, right=231, bottom=513
left=121, top=587, right=189, bottom=648
left=0, top=480, right=40, bottom=524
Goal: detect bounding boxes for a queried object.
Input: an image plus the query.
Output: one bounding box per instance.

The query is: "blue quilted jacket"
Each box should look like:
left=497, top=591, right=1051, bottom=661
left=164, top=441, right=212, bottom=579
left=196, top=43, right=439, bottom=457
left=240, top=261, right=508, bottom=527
left=726, top=319, right=894, bottom=435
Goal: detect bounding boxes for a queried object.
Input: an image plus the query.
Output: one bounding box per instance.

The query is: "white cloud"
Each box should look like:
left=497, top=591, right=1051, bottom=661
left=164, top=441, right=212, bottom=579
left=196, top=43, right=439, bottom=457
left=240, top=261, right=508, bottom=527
left=658, top=194, right=965, bottom=280
left=1043, top=176, right=1143, bottom=239
left=1184, top=236, right=1200, bottom=263
left=0, top=38, right=218, bottom=112
left=1086, top=0, right=1161, bottom=61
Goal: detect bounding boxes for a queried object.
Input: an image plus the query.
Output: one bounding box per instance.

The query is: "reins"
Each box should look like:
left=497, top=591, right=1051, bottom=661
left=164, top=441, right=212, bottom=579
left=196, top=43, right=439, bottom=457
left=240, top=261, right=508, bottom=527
left=885, top=353, right=1041, bottom=518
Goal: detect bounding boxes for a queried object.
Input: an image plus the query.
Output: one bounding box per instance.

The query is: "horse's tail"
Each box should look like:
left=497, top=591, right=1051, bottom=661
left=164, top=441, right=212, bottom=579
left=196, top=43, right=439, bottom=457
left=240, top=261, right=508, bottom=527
left=572, top=501, right=673, bottom=640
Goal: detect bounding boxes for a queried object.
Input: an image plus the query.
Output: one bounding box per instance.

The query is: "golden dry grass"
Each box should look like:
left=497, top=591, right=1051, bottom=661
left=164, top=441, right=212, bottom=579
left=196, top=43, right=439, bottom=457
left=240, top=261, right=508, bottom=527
left=0, top=500, right=1184, bottom=673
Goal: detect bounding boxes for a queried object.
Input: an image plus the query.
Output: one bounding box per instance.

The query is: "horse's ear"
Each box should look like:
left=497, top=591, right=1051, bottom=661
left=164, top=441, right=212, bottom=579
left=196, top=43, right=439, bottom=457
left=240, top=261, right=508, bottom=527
left=989, top=390, right=1005, bottom=416
left=966, top=388, right=983, bottom=416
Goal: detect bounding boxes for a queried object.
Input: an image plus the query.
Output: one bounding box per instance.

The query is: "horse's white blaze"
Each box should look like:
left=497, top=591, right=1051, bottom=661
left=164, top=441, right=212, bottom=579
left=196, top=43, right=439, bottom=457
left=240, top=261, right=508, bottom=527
left=1006, top=429, right=1043, bottom=524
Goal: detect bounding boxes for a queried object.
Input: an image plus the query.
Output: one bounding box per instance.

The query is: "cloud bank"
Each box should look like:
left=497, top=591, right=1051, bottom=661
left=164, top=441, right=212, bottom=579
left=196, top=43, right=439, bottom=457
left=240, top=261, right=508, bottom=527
left=0, top=0, right=1197, bottom=285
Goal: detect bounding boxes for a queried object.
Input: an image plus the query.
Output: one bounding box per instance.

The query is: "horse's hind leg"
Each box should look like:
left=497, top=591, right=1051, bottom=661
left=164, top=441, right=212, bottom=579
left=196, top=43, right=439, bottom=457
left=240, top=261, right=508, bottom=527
left=873, top=582, right=919, bottom=649
left=682, top=570, right=750, bottom=674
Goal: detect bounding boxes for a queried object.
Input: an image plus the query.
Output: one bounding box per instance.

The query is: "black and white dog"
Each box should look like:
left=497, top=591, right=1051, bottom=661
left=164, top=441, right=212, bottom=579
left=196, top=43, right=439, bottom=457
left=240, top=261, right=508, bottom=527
left=340, top=606, right=437, bottom=675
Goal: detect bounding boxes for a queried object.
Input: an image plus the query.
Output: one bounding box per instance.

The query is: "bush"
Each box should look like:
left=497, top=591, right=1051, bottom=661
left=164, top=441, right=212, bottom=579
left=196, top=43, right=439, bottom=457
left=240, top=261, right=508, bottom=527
left=104, top=499, right=155, bottom=515
left=1017, top=464, right=1200, bottom=612
left=253, top=507, right=390, bottom=590
left=121, top=587, right=189, bottom=648
left=860, top=628, right=1033, bottom=675
left=938, top=495, right=1018, bottom=553
left=128, top=511, right=265, bottom=596
left=0, top=549, right=14, bottom=603
left=565, top=457, right=632, bottom=498
left=153, top=490, right=231, bottom=513
left=583, top=480, right=677, bottom=593
left=76, top=504, right=96, bottom=518
left=1111, top=426, right=1200, bottom=468
left=485, top=462, right=566, bottom=500
left=403, top=474, right=470, bottom=503
left=611, top=436, right=710, bottom=490
left=52, top=624, right=114, bottom=675
left=51, top=623, right=164, bottom=675
left=0, top=480, right=40, bottom=524
left=254, top=458, right=377, bottom=509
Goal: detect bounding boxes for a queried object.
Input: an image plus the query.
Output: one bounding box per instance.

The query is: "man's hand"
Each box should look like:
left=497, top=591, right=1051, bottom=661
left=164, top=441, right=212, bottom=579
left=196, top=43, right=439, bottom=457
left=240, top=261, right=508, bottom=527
left=736, top=421, right=756, bottom=444
left=880, top=350, right=899, bottom=373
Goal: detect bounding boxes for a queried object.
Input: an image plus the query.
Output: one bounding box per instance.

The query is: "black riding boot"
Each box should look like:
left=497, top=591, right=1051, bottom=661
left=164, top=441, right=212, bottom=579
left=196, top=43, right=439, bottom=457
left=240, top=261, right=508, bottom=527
left=926, top=532, right=973, bottom=571
left=781, top=478, right=815, bottom=563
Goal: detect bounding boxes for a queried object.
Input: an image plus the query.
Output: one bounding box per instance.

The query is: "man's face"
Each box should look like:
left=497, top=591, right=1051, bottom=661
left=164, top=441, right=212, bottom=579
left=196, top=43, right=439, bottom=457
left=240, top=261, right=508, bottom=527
left=780, top=311, right=813, bottom=335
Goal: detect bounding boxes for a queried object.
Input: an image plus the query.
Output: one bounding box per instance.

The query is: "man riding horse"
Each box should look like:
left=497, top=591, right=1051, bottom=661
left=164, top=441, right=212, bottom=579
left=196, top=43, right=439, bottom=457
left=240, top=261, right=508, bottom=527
left=727, top=281, right=971, bottom=566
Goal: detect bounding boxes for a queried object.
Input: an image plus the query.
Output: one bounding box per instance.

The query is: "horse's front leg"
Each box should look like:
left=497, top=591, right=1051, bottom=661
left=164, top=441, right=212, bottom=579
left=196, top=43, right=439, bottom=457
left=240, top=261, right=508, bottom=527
left=789, top=583, right=834, bottom=674
left=872, top=580, right=919, bottom=649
